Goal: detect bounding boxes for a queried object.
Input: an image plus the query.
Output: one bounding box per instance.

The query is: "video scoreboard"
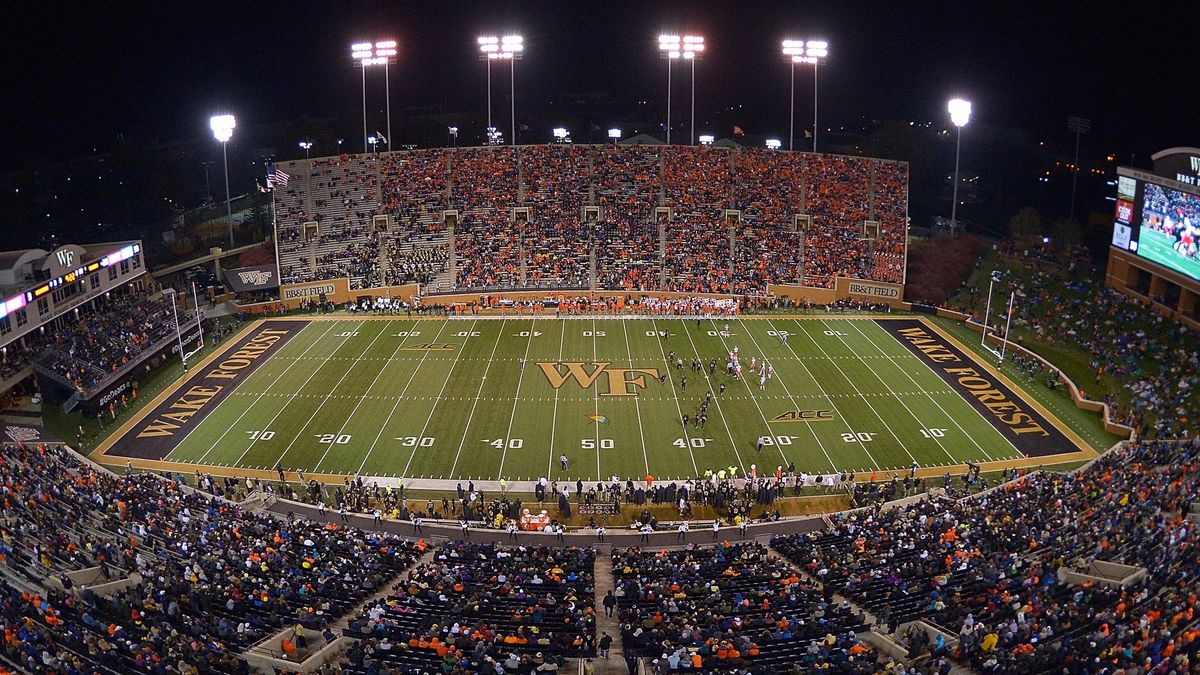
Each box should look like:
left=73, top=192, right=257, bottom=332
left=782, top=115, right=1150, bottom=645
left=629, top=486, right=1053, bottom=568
left=1112, top=170, right=1200, bottom=282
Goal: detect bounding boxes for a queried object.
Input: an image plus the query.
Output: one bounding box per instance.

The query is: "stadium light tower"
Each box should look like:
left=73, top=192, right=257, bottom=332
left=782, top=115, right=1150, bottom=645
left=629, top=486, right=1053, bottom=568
left=352, top=40, right=398, bottom=154
left=1067, top=115, right=1091, bottom=222
left=782, top=39, right=828, bottom=152
left=948, top=98, right=972, bottom=231
left=658, top=34, right=704, bottom=145
left=298, top=140, right=313, bottom=159
left=209, top=114, right=236, bottom=248
left=478, top=35, right=524, bottom=145
left=607, top=128, right=622, bottom=142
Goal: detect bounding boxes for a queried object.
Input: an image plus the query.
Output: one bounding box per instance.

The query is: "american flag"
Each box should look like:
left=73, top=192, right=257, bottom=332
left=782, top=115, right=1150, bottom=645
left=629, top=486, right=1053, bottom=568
left=266, top=166, right=290, bottom=188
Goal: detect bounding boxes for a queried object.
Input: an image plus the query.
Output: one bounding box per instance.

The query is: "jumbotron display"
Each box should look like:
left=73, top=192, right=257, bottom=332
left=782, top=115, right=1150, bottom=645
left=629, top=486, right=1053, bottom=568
left=1111, top=174, right=1200, bottom=282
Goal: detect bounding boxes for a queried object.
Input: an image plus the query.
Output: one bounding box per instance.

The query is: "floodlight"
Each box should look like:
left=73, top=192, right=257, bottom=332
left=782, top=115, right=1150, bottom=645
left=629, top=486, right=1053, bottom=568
left=949, top=98, right=972, bottom=127
left=210, top=115, right=235, bottom=143
left=765, top=139, right=782, bottom=150
left=698, top=134, right=715, bottom=145
left=298, top=141, right=313, bottom=150
left=608, top=128, right=622, bottom=139
left=552, top=128, right=568, bottom=139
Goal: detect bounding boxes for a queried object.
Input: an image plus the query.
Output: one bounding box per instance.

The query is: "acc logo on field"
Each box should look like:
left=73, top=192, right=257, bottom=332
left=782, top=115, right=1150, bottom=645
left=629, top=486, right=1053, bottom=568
left=769, top=410, right=834, bottom=423
left=400, top=343, right=457, bottom=351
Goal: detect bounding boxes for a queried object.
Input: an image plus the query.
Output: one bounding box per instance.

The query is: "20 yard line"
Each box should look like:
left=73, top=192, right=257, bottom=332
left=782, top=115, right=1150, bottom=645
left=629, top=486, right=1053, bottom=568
left=766, top=318, right=881, bottom=470
left=620, top=318, right=652, bottom=476
left=192, top=320, right=342, bottom=465
left=845, top=319, right=1003, bottom=462
left=447, top=323, right=508, bottom=477
left=309, top=320, right=426, bottom=472
left=792, top=319, right=918, bottom=465
left=246, top=320, right=387, bottom=469
left=498, top=317, right=538, bottom=477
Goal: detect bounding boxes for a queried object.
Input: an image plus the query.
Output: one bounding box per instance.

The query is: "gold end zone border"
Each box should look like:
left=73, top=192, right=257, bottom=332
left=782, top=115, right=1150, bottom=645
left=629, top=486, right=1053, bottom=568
left=89, top=313, right=1100, bottom=483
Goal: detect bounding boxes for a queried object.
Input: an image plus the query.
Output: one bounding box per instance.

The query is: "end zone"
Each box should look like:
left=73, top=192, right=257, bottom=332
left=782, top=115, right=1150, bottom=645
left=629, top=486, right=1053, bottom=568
left=877, top=317, right=1093, bottom=459
left=92, top=320, right=308, bottom=461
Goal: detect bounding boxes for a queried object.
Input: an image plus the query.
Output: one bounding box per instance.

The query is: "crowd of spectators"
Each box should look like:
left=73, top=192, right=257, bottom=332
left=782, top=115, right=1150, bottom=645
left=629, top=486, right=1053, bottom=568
left=771, top=439, right=1200, bottom=673
left=37, top=292, right=194, bottom=393
left=268, top=145, right=907, bottom=296
left=0, top=442, right=421, bottom=673
left=950, top=257, right=1199, bottom=437
left=341, top=542, right=595, bottom=674
left=613, top=542, right=882, bottom=672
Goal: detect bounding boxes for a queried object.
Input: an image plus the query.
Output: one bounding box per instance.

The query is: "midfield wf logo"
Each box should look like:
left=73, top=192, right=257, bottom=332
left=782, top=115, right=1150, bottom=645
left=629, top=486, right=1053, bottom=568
left=537, top=362, right=660, bottom=397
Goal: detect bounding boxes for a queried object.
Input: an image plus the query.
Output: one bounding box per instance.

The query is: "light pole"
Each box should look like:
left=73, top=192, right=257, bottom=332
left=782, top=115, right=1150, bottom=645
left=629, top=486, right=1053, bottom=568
left=449, top=126, right=458, bottom=147
left=478, top=35, right=523, bottom=145
left=209, top=114, right=235, bottom=249
left=658, top=35, right=704, bottom=145
left=1068, top=115, right=1091, bottom=222
left=352, top=40, right=398, bottom=154
left=607, top=128, right=622, bottom=144
left=948, top=98, right=972, bottom=232
left=298, top=140, right=313, bottom=159
left=782, top=39, right=828, bottom=152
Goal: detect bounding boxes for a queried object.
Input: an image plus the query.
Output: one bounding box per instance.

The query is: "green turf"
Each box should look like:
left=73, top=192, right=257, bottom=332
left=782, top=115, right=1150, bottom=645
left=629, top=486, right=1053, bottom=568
left=1138, top=228, right=1200, bottom=281
left=160, top=317, right=1039, bottom=482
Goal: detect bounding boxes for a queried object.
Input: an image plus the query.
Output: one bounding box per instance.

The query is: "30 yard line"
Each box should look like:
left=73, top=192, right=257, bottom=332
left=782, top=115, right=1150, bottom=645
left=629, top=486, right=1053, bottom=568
left=648, top=316, right=698, bottom=476
left=498, top=317, right=537, bottom=477
left=393, top=319, right=475, bottom=477
left=310, top=320, right=426, bottom=471
left=735, top=317, right=837, bottom=472
left=620, top=318, right=651, bottom=476
left=192, top=320, right=341, bottom=466
left=447, top=323, right=508, bottom=478
left=705, top=318, right=792, bottom=467
left=245, top=320, right=386, bottom=469
left=792, top=319, right=918, bottom=465
left=678, top=319, right=746, bottom=475
left=844, top=319, right=1004, bottom=462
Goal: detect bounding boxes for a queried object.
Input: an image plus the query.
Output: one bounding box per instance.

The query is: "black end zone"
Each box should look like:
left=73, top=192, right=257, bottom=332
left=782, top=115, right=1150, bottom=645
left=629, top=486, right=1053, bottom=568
left=876, top=319, right=1078, bottom=458
left=105, top=321, right=307, bottom=460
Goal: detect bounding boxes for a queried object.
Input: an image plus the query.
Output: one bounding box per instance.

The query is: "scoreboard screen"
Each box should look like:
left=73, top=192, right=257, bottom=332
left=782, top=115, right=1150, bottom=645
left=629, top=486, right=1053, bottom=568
left=1137, top=182, right=1200, bottom=281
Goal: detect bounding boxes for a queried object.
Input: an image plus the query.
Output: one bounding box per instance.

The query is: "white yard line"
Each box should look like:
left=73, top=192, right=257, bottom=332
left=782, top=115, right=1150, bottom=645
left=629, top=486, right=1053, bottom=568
left=761, top=318, right=880, bottom=471
left=620, top=318, right=652, bottom=476
left=391, top=319, right=476, bottom=477
left=677, top=319, right=747, bottom=475
left=735, top=318, right=837, bottom=472
left=193, top=320, right=341, bottom=466
left=844, top=317, right=1003, bottom=458
left=243, top=320, right=385, bottom=468
left=497, top=317, right=538, bottom=477
left=447, top=323, right=508, bottom=477
left=792, top=319, right=918, bottom=465
left=648, top=317, right=699, bottom=475
left=545, top=321, right=568, bottom=479
left=705, top=319, right=792, bottom=467
left=821, top=319, right=958, bottom=463
left=310, top=321, right=427, bottom=471
left=591, top=318, right=601, bottom=480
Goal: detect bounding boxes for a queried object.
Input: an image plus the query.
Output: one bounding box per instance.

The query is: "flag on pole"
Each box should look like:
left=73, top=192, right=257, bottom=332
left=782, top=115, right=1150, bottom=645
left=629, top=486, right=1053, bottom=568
left=256, top=180, right=270, bottom=193
left=266, top=166, right=290, bottom=188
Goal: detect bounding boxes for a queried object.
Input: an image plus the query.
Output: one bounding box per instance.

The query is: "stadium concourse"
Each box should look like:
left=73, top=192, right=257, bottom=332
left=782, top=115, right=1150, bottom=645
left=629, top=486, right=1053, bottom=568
left=3, top=435, right=1200, bottom=674
left=269, top=145, right=906, bottom=297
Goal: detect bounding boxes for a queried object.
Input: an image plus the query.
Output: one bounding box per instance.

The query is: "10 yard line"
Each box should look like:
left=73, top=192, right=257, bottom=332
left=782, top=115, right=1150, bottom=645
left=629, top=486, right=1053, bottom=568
left=192, top=320, right=342, bottom=466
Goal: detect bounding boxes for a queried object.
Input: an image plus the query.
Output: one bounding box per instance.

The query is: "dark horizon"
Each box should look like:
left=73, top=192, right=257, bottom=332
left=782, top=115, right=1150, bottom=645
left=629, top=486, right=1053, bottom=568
left=4, top=1, right=1195, bottom=167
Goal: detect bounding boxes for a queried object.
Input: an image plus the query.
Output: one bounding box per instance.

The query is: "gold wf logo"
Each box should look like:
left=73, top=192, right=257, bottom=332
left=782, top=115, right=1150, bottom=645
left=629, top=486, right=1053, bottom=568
left=537, top=362, right=659, bottom=397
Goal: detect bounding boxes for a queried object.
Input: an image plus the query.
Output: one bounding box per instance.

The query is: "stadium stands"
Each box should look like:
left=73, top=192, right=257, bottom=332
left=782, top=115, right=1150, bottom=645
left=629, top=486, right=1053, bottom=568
left=269, top=146, right=907, bottom=296
left=771, top=440, right=1200, bottom=673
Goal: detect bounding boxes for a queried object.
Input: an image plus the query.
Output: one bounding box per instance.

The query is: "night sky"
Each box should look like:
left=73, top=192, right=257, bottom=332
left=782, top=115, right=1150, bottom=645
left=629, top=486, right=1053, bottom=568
left=3, top=1, right=1194, bottom=166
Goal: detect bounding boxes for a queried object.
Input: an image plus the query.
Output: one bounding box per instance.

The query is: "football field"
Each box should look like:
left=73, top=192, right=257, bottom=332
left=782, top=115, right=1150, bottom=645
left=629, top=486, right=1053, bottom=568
left=96, top=316, right=1091, bottom=484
